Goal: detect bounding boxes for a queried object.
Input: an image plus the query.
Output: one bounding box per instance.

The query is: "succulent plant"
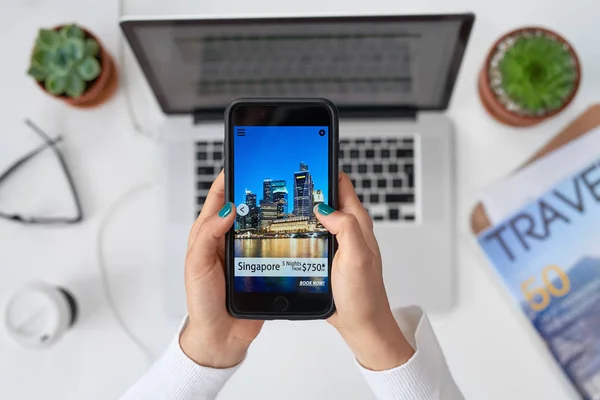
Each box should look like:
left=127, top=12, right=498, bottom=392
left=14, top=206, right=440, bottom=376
left=496, top=32, right=578, bottom=115
left=27, top=24, right=102, bottom=98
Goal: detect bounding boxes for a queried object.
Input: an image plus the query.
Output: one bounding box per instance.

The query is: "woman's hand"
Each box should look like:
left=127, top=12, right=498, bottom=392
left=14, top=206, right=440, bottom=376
left=180, top=171, right=264, bottom=368
left=315, top=173, right=415, bottom=371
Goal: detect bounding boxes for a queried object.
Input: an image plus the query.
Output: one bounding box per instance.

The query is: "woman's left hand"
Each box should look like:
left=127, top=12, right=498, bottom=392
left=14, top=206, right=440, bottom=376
left=180, top=171, right=264, bottom=368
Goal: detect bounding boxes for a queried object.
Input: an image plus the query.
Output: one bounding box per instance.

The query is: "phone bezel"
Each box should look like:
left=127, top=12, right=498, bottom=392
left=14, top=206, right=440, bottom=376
left=225, top=98, right=338, bottom=320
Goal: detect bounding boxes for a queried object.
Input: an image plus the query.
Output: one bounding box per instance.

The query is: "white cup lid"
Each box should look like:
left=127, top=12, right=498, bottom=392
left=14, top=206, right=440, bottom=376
left=5, top=282, right=73, bottom=348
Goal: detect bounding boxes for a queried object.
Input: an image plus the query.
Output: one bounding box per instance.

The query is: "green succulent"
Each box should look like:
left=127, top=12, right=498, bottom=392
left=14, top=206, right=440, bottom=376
left=499, top=33, right=577, bottom=114
left=27, top=24, right=101, bottom=98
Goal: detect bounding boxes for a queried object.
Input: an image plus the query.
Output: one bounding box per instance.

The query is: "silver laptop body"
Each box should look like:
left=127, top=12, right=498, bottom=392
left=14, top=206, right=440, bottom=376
left=120, top=14, right=474, bottom=317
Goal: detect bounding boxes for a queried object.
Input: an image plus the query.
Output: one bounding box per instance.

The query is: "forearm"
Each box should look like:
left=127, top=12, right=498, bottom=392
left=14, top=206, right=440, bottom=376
left=120, top=321, right=240, bottom=400
left=357, top=307, right=463, bottom=400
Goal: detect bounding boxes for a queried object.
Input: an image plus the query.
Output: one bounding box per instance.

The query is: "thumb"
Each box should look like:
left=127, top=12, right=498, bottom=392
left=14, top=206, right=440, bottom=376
left=314, top=204, right=369, bottom=252
left=186, top=202, right=235, bottom=275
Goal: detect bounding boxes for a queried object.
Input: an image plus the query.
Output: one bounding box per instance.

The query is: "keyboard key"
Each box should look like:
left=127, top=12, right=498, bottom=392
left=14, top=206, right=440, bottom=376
left=340, top=139, right=350, bottom=145
left=397, top=149, right=414, bottom=158
left=355, top=139, right=365, bottom=145
left=389, top=208, right=400, bottom=220
left=370, top=194, right=379, bottom=203
left=214, top=141, right=223, bottom=146
left=365, top=149, right=375, bottom=159
left=385, top=193, right=414, bottom=203
left=339, top=150, right=345, bottom=158
left=196, top=141, right=208, bottom=147
left=403, top=138, right=414, bottom=145
left=350, top=150, right=359, bottom=159
left=373, top=215, right=384, bottom=221
left=197, top=166, right=215, bottom=175
left=377, top=179, right=387, bottom=188
left=381, top=149, right=390, bottom=158
left=197, top=196, right=206, bottom=205
left=373, top=164, right=383, bottom=173
left=213, top=151, right=223, bottom=160
left=362, top=179, right=372, bottom=188
left=357, top=194, right=364, bottom=203
left=196, top=152, right=208, bottom=160
left=370, top=139, right=382, bottom=144
left=358, top=164, right=367, bottom=173
left=393, top=179, right=403, bottom=188
left=197, top=181, right=212, bottom=190
left=405, top=164, right=414, bottom=187
left=351, top=179, right=357, bottom=188
left=386, top=138, right=398, bottom=144
left=388, top=164, right=399, bottom=173
left=342, top=164, right=352, bottom=174
left=404, top=214, right=415, bottom=221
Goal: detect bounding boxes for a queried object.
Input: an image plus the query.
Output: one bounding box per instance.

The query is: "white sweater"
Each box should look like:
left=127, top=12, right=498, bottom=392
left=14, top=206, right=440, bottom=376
left=121, top=307, right=462, bottom=400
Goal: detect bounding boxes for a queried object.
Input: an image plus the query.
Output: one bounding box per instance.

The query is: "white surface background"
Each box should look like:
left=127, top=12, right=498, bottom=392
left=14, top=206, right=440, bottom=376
left=1, top=0, right=599, bottom=398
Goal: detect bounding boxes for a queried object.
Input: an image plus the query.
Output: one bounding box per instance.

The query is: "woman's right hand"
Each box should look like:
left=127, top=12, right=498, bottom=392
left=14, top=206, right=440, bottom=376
left=314, top=173, right=415, bottom=371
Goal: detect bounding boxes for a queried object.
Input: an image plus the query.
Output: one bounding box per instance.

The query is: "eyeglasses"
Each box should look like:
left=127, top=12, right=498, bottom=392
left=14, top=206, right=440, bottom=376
left=0, top=119, right=83, bottom=225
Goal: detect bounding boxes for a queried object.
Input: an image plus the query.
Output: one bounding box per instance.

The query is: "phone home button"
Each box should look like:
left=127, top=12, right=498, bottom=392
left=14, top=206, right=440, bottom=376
left=273, top=297, right=289, bottom=312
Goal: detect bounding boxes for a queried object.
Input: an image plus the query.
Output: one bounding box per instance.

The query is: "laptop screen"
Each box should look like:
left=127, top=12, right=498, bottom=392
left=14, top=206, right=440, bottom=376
left=121, top=15, right=474, bottom=115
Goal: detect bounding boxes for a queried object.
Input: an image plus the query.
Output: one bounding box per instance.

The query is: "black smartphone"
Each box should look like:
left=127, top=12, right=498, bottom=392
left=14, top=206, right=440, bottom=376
left=224, top=98, right=338, bottom=320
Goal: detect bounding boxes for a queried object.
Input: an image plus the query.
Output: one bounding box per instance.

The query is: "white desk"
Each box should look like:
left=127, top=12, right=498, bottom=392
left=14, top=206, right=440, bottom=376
left=1, top=0, right=599, bottom=399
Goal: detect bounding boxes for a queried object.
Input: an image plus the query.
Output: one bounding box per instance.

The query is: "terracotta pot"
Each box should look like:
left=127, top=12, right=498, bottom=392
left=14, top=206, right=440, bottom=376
left=35, top=26, right=118, bottom=108
left=478, top=27, right=581, bottom=127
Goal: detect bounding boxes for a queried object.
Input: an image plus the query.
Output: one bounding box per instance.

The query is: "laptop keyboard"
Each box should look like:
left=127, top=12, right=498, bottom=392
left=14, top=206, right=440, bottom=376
left=340, top=136, right=416, bottom=222
left=195, top=136, right=417, bottom=222
left=195, top=141, right=223, bottom=212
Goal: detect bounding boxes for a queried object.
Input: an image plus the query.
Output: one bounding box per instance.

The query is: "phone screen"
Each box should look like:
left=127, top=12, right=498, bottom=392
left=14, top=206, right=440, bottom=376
left=232, top=125, right=330, bottom=294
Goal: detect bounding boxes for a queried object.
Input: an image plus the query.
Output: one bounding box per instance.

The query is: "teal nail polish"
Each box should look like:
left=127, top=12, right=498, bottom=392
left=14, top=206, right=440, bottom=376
left=218, top=202, right=233, bottom=218
left=316, top=203, right=335, bottom=216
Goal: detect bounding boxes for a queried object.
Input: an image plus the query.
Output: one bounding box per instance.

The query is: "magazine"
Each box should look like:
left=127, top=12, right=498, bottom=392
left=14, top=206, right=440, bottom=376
left=477, top=157, right=600, bottom=400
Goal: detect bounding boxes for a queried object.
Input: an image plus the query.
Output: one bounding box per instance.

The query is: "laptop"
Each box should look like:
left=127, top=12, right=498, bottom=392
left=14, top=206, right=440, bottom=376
left=120, top=14, right=475, bottom=317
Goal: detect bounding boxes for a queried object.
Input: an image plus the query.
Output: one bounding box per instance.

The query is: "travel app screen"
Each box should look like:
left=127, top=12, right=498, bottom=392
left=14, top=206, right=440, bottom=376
left=233, top=126, right=329, bottom=293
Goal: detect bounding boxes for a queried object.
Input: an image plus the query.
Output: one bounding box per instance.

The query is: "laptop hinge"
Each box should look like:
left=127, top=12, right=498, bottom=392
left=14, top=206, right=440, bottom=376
left=193, top=108, right=224, bottom=124
left=192, top=106, right=418, bottom=124
left=338, top=106, right=417, bottom=120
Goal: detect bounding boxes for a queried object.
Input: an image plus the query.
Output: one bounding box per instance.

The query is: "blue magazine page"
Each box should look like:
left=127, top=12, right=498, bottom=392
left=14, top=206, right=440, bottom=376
left=478, top=158, right=600, bottom=400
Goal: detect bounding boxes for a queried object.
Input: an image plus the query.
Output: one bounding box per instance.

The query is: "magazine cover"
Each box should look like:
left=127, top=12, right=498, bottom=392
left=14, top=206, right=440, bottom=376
left=478, top=158, right=600, bottom=400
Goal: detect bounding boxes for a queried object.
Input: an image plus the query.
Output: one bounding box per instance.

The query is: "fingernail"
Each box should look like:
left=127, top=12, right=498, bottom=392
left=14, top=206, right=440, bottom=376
left=218, top=202, right=233, bottom=218
left=316, top=203, right=335, bottom=216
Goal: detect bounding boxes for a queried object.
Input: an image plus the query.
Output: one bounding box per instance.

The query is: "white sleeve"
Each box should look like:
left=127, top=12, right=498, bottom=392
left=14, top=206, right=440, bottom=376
left=358, top=307, right=463, bottom=400
left=120, top=321, right=239, bottom=400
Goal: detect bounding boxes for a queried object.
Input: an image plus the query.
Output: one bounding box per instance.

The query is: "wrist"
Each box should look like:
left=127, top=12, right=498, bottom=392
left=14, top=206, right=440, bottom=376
left=340, top=314, right=415, bottom=371
left=180, top=324, right=248, bottom=369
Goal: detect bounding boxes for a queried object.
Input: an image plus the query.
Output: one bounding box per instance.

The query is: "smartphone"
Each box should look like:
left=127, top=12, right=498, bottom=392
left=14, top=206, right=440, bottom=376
left=224, top=98, right=338, bottom=320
